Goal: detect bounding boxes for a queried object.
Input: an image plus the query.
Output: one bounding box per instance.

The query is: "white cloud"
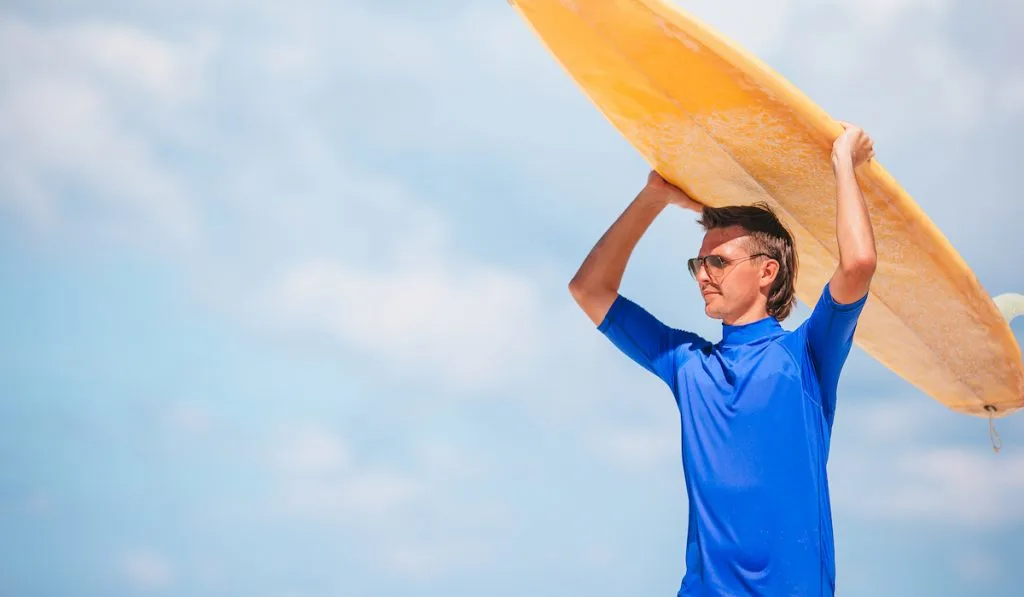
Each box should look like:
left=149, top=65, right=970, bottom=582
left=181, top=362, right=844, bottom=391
left=256, top=1, right=447, bottom=81
left=778, top=11, right=989, bottom=139
left=823, top=0, right=953, bottom=31
left=831, top=391, right=1024, bottom=527
left=245, top=0, right=614, bottom=168
left=833, top=447, right=1024, bottom=526
left=264, top=423, right=510, bottom=583
left=58, top=21, right=206, bottom=102
left=676, top=0, right=800, bottom=54
left=0, top=16, right=210, bottom=248
left=266, top=423, right=502, bottom=562
left=834, top=392, right=958, bottom=443
left=904, top=38, right=987, bottom=132
left=270, top=425, right=424, bottom=521
left=0, top=17, right=208, bottom=102
left=121, top=549, right=174, bottom=591
left=671, top=0, right=947, bottom=61
left=266, top=257, right=543, bottom=393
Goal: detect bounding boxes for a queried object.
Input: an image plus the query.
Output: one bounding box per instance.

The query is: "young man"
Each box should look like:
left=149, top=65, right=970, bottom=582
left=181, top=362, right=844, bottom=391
left=568, top=123, right=877, bottom=597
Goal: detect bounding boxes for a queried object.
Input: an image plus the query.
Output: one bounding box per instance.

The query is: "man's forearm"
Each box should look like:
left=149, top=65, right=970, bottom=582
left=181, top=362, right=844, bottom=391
left=832, top=157, right=876, bottom=269
left=570, top=186, right=668, bottom=295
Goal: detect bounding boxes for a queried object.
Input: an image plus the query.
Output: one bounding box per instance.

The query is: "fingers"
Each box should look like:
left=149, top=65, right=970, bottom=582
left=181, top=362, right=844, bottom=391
left=837, top=120, right=869, bottom=138
left=833, top=119, right=878, bottom=164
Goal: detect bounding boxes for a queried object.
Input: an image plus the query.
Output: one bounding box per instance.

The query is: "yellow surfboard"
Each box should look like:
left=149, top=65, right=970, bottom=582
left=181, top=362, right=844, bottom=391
left=510, top=0, right=1023, bottom=417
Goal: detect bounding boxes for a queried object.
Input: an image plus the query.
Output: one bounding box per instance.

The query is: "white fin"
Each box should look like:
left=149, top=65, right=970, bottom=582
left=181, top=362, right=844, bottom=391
left=993, top=293, right=1024, bottom=323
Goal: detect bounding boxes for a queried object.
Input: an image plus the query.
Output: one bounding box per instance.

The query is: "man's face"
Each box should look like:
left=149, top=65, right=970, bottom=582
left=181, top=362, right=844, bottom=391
left=694, top=226, right=772, bottom=321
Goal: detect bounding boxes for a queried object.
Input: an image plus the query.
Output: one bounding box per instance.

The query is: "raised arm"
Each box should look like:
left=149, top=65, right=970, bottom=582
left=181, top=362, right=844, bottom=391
left=828, top=122, right=878, bottom=304
left=568, top=171, right=701, bottom=325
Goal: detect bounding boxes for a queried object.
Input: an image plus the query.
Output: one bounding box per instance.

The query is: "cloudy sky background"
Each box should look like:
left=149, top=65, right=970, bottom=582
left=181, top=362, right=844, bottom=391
left=1, top=0, right=1022, bottom=595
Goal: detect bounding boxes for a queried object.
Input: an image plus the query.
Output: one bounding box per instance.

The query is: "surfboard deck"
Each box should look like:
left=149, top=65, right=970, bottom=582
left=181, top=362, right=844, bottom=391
left=511, top=0, right=1023, bottom=417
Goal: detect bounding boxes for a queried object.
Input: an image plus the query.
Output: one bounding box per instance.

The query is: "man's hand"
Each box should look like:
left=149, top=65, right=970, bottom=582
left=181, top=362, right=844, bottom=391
left=646, top=170, right=702, bottom=212
left=831, top=121, right=875, bottom=170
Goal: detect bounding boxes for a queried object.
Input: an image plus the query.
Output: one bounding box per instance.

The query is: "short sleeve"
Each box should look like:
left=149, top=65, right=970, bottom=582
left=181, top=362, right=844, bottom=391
left=597, top=294, right=708, bottom=390
left=803, top=281, right=868, bottom=421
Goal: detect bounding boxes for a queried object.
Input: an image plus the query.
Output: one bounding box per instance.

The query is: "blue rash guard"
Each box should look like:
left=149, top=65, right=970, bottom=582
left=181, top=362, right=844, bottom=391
left=598, top=282, right=867, bottom=597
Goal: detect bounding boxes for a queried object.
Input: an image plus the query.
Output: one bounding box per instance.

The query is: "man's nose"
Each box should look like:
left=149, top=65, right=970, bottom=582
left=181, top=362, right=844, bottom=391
left=695, top=263, right=712, bottom=284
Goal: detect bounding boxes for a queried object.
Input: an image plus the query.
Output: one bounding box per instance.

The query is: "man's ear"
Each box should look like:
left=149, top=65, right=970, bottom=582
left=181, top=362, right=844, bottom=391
left=761, top=259, right=779, bottom=289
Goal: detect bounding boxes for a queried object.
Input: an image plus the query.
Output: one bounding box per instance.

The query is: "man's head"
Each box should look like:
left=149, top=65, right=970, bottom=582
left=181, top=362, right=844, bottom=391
left=691, top=202, right=798, bottom=322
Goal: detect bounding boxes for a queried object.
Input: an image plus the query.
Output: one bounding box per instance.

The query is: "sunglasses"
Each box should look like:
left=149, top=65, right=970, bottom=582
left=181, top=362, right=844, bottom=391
left=687, top=253, right=772, bottom=279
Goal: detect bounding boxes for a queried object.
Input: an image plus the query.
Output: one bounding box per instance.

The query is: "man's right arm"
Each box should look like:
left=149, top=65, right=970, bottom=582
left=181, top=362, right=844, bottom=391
left=568, top=170, right=701, bottom=325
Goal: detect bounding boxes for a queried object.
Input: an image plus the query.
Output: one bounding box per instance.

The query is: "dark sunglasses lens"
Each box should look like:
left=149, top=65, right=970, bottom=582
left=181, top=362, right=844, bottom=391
left=687, top=258, right=698, bottom=278
left=707, top=255, right=727, bottom=269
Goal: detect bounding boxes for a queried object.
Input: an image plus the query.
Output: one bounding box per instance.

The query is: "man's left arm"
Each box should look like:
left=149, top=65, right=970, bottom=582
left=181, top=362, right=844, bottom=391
left=804, top=122, right=878, bottom=421
left=828, top=121, right=878, bottom=303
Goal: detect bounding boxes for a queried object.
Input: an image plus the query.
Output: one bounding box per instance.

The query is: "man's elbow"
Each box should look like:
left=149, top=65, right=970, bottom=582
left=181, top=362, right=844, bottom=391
left=568, top=276, right=592, bottom=304
left=567, top=279, right=617, bottom=326
left=841, top=253, right=877, bottom=279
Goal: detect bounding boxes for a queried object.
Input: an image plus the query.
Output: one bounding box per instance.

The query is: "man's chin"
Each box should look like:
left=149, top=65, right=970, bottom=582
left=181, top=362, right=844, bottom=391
left=704, top=301, right=726, bottom=320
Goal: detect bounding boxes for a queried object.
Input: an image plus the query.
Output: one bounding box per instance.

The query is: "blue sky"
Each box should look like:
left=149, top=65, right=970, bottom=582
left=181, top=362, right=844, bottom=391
left=1, top=1, right=1022, bottom=596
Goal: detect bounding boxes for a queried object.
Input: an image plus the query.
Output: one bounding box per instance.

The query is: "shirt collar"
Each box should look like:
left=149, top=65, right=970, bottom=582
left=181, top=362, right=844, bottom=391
left=720, top=316, right=783, bottom=346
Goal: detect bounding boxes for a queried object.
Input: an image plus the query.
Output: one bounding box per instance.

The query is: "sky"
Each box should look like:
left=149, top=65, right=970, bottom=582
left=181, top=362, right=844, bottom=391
left=0, top=0, right=1022, bottom=596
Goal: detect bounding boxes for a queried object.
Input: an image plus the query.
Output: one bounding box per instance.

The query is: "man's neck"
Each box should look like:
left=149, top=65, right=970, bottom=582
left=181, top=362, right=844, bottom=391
left=723, top=306, right=771, bottom=326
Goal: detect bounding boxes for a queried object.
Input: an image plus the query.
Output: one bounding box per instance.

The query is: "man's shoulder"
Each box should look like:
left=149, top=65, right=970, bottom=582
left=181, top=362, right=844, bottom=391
left=770, top=326, right=812, bottom=368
